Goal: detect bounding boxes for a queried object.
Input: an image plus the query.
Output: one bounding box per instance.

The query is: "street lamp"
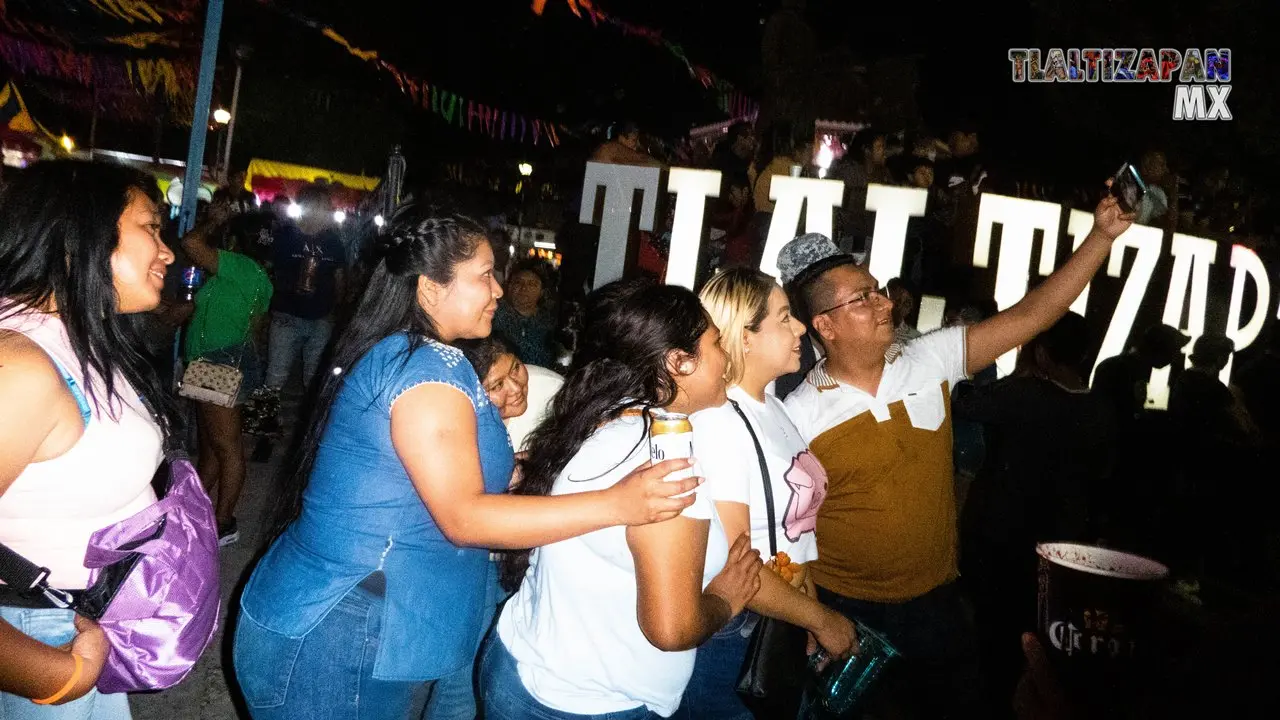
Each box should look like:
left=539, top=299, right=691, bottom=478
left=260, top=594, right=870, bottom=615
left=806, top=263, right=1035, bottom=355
left=212, top=107, right=231, bottom=124
left=220, top=45, right=252, bottom=184
left=514, top=162, right=534, bottom=270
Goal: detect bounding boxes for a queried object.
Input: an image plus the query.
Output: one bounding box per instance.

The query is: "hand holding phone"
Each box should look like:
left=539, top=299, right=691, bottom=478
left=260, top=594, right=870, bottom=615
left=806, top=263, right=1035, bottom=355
left=1109, top=162, right=1148, bottom=214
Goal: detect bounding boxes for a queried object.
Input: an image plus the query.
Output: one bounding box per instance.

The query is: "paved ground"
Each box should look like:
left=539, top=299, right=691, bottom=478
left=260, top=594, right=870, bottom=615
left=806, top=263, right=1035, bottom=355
left=130, top=401, right=296, bottom=720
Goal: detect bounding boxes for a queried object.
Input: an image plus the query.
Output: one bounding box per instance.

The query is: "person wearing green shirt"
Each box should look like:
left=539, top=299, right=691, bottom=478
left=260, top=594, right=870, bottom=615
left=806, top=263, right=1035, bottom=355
left=182, top=201, right=273, bottom=546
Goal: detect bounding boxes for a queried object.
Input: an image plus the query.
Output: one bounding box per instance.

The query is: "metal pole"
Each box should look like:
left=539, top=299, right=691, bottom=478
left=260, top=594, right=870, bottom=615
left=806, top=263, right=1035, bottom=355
left=221, top=58, right=243, bottom=184
left=178, top=0, right=225, bottom=236
left=88, top=85, right=98, bottom=161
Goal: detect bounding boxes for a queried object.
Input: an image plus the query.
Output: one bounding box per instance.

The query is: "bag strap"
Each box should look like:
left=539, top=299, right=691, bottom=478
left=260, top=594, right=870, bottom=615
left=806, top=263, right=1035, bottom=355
left=729, top=399, right=778, bottom=559
left=47, top=357, right=92, bottom=428
left=0, top=543, right=76, bottom=609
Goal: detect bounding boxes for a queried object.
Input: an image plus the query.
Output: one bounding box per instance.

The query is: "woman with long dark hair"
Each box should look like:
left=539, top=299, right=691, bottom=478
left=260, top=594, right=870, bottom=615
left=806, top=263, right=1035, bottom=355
left=482, top=279, right=764, bottom=720
left=0, top=161, right=176, bottom=717
left=232, top=206, right=701, bottom=720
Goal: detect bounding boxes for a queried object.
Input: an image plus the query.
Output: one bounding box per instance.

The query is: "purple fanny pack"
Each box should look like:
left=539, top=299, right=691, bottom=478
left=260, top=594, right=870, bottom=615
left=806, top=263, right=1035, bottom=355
left=0, top=453, right=221, bottom=693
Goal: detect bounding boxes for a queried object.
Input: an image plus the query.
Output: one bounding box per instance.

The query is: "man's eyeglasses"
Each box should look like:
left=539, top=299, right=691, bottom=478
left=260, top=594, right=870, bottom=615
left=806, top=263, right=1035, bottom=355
left=815, top=286, right=890, bottom=316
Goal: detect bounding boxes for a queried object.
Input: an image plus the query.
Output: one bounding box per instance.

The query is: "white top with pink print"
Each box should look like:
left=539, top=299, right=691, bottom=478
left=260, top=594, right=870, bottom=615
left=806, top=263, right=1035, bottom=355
left=692, top=385, right=828, bottom=563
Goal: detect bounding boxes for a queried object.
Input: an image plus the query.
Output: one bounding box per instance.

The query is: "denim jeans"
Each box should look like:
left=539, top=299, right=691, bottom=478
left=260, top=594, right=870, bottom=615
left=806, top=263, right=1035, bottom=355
left=233, top=578, right=426, bottom=720
left=816, top=582, right=982, bottom=720
left=265, top=312, right=333, bottom=391
left=0, top=606, right=131, bottom=720
left=424, top=560, right=506, bottom=719
left=671, top=612, right=754, bottom=720
left=479, top=636, right=657, bottom=720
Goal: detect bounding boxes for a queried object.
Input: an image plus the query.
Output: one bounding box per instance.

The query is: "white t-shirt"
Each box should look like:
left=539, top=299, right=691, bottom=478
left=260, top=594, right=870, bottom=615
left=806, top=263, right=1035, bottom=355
left=497, top=413, right=728, bottom=718
left=505, top=364, right=564, bottom=452
left=691, top=386, right=827, bottom=563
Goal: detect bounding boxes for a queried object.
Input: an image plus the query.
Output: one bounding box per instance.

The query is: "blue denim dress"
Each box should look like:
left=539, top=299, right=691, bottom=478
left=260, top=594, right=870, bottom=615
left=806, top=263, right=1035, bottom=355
left=235, top=334, right=514, bottom=694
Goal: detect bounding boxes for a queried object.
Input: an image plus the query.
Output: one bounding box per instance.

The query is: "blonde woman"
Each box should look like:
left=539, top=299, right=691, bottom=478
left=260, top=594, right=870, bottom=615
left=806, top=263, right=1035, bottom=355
left=674, top=267, right=858, bottom=719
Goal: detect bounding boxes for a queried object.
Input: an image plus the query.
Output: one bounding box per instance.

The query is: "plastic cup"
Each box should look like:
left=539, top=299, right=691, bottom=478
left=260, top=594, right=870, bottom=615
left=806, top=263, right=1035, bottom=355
left=807, top=621, right=899, bottom=716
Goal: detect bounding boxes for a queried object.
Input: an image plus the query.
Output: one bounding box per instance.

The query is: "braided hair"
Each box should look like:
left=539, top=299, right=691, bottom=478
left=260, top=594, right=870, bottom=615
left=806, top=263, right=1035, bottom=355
left=269, top=203, right=489, bottom=537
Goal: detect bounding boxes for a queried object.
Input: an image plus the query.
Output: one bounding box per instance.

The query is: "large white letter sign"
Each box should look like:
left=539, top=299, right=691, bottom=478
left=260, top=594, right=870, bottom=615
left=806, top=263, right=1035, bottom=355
left=1223, top=244, right=1271, bottom=384
left=971, top=194, right=1063, bottom=376
left=1148, top=234, right=1218, bottom=410
left=864, top=184, right=929, bottom=287
left=579, top=161, right=662, bottom=288
left=1090, top=225, right=1163, bottom=386
left=664, top=168, right=722, bottom=290
left=759, top=176, right=845, bottom=280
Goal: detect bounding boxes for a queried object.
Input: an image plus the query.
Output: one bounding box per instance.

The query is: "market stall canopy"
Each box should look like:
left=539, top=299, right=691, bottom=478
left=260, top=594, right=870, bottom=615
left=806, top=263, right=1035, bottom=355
left=245, top=157, right=378, bottom=209
left=0, top=80, right=61, bottom=165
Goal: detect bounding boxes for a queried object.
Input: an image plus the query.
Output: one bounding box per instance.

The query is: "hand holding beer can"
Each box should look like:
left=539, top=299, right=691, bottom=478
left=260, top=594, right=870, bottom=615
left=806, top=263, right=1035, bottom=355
left=648, top=410, right=695, bottom=481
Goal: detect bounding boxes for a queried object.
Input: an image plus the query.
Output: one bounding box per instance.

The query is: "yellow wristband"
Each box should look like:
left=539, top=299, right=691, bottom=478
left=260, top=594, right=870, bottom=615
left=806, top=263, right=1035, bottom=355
left=32, top=653, right=83, bottom=705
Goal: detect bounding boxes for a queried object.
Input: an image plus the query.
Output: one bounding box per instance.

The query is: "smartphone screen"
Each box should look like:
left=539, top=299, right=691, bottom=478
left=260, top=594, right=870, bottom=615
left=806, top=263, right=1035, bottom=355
left=1110, top=163, right=1147, bottom=214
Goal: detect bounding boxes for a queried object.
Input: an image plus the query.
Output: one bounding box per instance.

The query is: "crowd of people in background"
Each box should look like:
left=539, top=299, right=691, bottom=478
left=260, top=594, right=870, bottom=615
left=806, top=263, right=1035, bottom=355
left=2, top=109, right=1278, bottom=720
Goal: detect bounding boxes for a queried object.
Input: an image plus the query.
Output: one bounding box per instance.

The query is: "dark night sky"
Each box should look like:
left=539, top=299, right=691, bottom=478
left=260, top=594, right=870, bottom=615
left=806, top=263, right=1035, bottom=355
left=7, top=0, right=1273, bottom=186
left=227, top=0, right=1272, bottom=181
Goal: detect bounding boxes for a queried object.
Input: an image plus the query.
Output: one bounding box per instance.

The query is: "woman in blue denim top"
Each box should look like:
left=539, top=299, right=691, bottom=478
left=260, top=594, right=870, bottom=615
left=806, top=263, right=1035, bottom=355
left=232, top=206, right=703, bottom=720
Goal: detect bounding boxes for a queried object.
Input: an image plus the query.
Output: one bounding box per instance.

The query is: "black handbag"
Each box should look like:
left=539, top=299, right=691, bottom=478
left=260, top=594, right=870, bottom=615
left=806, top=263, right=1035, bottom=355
left=730, top=400, right=811, bottom=717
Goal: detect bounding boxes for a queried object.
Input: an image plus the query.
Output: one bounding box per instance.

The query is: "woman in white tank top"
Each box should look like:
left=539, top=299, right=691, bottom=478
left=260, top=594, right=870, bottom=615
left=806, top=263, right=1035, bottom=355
left=0, top=161, right=176, bottom=718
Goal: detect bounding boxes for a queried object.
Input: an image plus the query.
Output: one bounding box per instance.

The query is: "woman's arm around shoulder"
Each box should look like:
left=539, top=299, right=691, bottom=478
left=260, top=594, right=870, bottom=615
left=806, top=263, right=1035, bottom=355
left=390, top=381, right=702, bottom=550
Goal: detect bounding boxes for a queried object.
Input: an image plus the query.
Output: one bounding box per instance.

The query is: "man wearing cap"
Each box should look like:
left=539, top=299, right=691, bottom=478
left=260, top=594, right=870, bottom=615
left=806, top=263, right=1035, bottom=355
left=777, top=191, right=1133, bottom=717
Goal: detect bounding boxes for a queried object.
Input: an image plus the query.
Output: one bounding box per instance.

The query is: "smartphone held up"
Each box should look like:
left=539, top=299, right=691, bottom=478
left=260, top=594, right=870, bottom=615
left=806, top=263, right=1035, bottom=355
left=1109, top=162, right=1148, bottom=214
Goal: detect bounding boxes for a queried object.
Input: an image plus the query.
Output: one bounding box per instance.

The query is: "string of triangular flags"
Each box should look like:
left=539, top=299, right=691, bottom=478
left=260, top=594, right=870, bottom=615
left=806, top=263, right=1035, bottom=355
left=0, top=32, right=197, bottom=111
left=531, top=0, right=758, bottom=121
left=256, top=1, right=561, bottom=147
left=0, top=80, right=65, bottom=145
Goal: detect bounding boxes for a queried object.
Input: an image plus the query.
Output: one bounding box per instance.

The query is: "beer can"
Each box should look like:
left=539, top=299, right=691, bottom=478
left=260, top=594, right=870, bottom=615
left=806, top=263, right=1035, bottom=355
left=648, top=410, right=694, bottom=481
